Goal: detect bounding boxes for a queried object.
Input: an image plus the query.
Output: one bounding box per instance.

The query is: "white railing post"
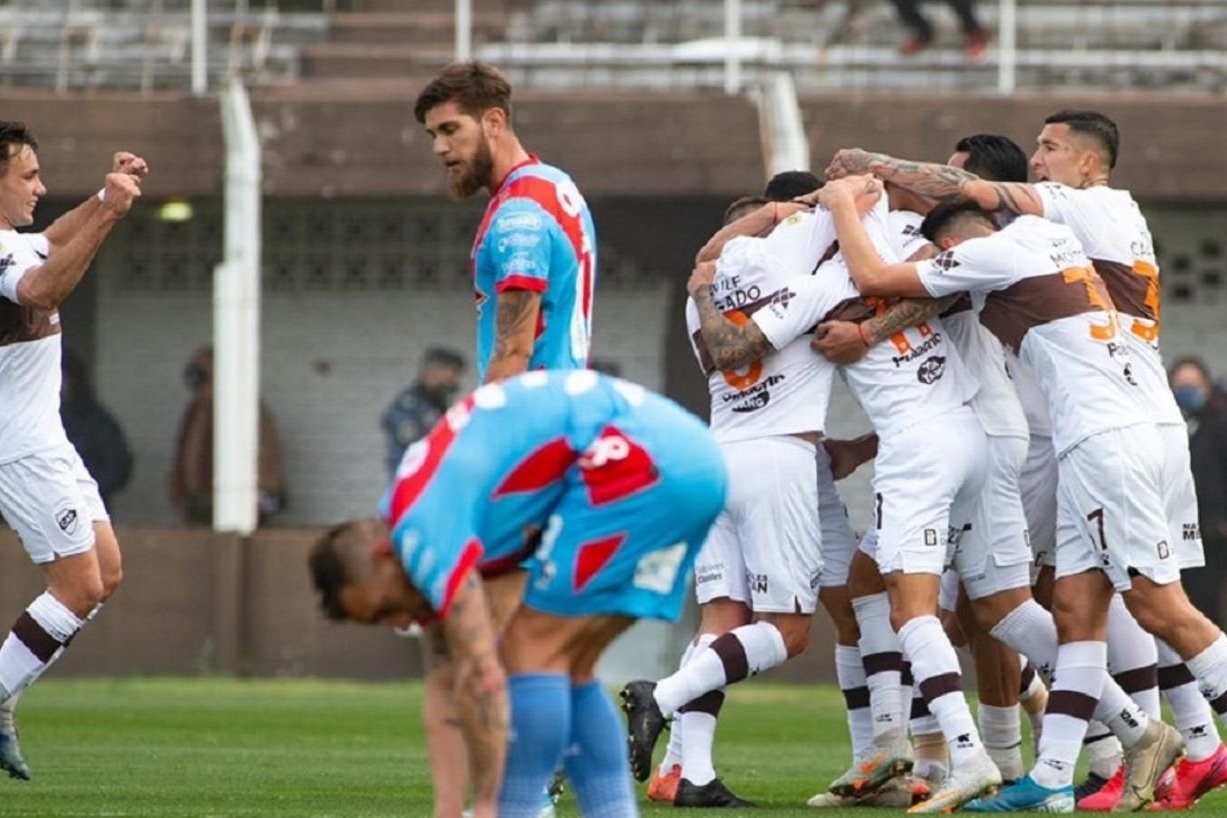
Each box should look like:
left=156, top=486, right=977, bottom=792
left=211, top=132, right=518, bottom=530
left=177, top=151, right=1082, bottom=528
left=456, top=0, right=472, bottom=62
left=214, top=79, right=262, bottom=535
left=997, top=0, right=1016, bottom=95
left=191, top=0, right=207, bottom=95
left=761, top=71, right=809, bottom=177
left=724, top=0, right=742, bottom=95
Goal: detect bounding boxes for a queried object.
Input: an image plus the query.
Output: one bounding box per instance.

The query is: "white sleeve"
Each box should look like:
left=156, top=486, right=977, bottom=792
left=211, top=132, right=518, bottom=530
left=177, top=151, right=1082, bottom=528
left=1033, top=182, right=1084, bottom=226
left=914, top=231, right=1019, bottom=299
left=0, top=233, right=45, bottom=304
left=751, top=276, right=837, bottom=350
left=754, top=208, right=837, bottom=275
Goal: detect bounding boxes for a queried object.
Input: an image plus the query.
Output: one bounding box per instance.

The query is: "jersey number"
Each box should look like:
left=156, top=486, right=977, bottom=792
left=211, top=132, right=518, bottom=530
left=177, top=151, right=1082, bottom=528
left=720, top=311, right=764, bottom=390
left=1129, top=260, right=1160, bottom=344
left=1062, top=266, right=1118, bottom=341
left=865, top=296, right=932, bottom=355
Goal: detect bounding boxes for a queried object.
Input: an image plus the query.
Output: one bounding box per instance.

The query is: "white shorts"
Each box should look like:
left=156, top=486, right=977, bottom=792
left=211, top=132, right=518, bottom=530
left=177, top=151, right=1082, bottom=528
left=693, top=436, right=822, bottom=613
left=1157, top=423, right=1204, bottom=569
left=950, top=435, right=1033, bottom=601
left=872, top=406, right=988, bottom=577
left=0, top=443, right=107, bottom=565
left=1055, top=425, right=1179, bottom=593
left=816, top=443, right=859, bottom=589
left=1019, top=433, right=1058, bottom=580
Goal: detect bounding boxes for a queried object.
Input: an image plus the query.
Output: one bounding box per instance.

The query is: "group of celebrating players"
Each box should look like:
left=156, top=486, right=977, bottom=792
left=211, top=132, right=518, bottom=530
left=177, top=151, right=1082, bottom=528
left=1, top=57, right=1223, bottom=818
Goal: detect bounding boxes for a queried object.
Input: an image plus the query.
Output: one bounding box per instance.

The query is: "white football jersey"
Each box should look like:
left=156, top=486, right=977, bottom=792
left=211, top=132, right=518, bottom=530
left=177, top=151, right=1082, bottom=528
left=686, top=208, right=838, bottom=443
left=0, top=229, right=70, bottom=463
left=915, top=215, right=1148, bottom=457
left=754, top=199, right=977, bottom=439
left=886, top=209, right=930, bottom=261
left=1035, top=183, right=1181, bottom=426
left=1005, top=348, right=1053, bottom=437
left=941, top=300, right=1029, bottom=439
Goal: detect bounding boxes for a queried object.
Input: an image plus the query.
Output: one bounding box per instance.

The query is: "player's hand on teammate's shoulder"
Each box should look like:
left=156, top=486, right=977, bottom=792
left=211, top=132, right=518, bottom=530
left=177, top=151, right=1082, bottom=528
left=687, top=261, right=716, bottom=297
left=100, top=173, right=141, bottom=219
left=111, top=151, right=149, bottom=180
left=818, top=174, right=882, bottom=214
left=825, top=148, right=872, bottom=180
left=813, top=320, right=869, bottom=365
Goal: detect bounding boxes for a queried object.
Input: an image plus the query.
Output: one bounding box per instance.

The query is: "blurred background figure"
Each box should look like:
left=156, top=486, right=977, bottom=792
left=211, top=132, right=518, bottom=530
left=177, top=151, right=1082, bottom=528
left=60, top=351, right=133, bottom=511
left=890, top=0, right=989, bottom=57
left=170, top=347, right=286, bottom=527
left=380, top=347, right=466, bottom=478
left=1170, top=356, right=1227, bottom=626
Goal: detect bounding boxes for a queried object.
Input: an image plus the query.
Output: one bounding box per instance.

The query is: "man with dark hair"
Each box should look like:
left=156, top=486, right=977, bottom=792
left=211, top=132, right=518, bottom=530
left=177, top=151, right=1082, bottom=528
left=949, top=134, right=1029, bottom=185
left=309, top=370, right=725, bottom=818
left=820, top=179, right=1227, bottom=812
left=762, top=169, right=821, bottom=202
left=414, top=61, right=598, bottom=386
left=0, top=121, right=145, bottom=780
left=380, top=347, right=466, bottom=478
left=827, top=110, right=1227, bottom=810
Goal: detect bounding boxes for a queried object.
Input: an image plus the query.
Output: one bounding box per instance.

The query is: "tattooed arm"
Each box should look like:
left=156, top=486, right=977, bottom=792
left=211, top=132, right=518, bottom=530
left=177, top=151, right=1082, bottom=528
left=441, top=570, right=508, bottom=818
left=826, top=148, right=1045, bottom=216
left=484, top=288, right=542, bottom=383
left=813, top=296, right=958, bottom=364
left=687, top=262, right=777, bottom=371
left=695, top=201, right=808, bottom=264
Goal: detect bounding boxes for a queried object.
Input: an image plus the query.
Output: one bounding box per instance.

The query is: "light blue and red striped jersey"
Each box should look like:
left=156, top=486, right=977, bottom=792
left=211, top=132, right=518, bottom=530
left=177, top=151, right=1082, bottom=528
left=470, top=156, right=597, bottom=381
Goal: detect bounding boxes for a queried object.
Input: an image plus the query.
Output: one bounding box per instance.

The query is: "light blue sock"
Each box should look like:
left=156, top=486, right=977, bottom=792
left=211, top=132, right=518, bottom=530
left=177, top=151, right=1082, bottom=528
left=564, top=681, right=639, bottom=818
left=499, top=673, right=571, bottom=818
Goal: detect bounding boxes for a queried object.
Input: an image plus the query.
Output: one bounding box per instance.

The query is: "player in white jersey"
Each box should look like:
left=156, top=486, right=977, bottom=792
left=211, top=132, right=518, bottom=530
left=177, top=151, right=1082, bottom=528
left=752, top=191, right=1000, bottom=815
left=0, top=121, right=145, bottom=781
left=627, top=180, right=872, bottom=807
left=826, top=109, right=1227, bottom=810
left=822, top=189, right=1219, bottom=812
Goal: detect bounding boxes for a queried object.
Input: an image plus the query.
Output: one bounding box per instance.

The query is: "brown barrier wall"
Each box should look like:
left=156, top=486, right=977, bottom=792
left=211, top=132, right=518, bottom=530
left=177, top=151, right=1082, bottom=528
left=0, top=528, right=422, bottom=680
left=0, top=527, right=839, bottom=681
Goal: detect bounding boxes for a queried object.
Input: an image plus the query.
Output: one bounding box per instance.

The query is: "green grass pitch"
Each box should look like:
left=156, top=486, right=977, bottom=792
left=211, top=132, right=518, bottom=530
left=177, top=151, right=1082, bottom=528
left=1, top=678, right=1224, bottom=817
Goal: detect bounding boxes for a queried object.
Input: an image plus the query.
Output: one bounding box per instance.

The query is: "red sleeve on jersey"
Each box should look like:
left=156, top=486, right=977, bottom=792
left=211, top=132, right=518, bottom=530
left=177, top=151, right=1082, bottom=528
left=436, top=537, right=484, bottom=622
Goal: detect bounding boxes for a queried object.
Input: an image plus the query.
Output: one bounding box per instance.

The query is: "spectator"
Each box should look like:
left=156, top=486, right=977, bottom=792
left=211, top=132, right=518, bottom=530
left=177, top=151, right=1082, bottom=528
left=1170, top=356, right=1227, bottom=625
left=169, top=346, right=286, bottom=526
left=380, top=347, right=466, bottom=477
left=890, top=0, right=990, bottom=58
left=60, top=351, right=133, bottom=509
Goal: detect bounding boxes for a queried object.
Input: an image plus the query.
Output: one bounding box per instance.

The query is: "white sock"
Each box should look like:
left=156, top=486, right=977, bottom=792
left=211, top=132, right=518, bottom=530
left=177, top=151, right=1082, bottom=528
left=835, top=643, right=873, bottom=757
left=660, top=633, right=714, bottom=773
left=990, top=599, right=1058, bottom=681
left=653, top=622, right=786, bottom=716
left=979, top=704, right=1024, bottom=782
left=910, top=684, right=941, bottom=737
left=1033, top=641, right=1107, bottom=790
left=1185, top=633, right=1227, bottom=732
left=853, top=593, right=906, bottom=741
left=897, top=615, right=983, bottom=766
left=679, top=709, right=719, bottom=785
left=1107, top=594, right=1161, bottom=719
left=0, top=593, right=84, bottom=702
left=1157, top=638, right=1222, bottom=762
left=1083, top=721, right=1123, bottom=779
left=1094, top=672, right=1150, bottom=748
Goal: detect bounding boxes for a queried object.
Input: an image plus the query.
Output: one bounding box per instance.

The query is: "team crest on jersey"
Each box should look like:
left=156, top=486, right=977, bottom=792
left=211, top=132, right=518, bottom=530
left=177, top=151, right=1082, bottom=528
left=901, top=224, right=922, bottom=237
left=933, top=251, right=960, bottom=271
left=916, top=356, right=946, bottom=385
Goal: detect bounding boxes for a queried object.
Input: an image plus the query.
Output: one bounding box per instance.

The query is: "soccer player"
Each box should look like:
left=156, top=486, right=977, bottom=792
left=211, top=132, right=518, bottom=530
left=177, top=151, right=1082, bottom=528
left=414, top=61, right=597, bottom=385
left=820, top=184, right=1210, bottom=812
left=309, top=369, right=725, bottom=818
left=0, top=121, right=145, bottom=780
left=827, top=109, right=1227, bottom=810
left=645, top=181, right=861, bottom=807
left=625, top=184, right=1005, bottom=815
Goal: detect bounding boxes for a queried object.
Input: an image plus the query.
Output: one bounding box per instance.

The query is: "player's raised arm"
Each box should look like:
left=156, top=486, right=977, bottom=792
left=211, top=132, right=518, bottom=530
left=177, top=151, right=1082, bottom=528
left=695, top=201, right=807, bottom=264
left=484, top=288, right=542, bottom=383
left=819, top=177, right=929, bottom=298
left=826, top=148, right=1044, bottom=216
left=686, top=261, right=776, bottom=371
left=441, top=569, right=508, bottom=818
left=16, top=172, right=140, bottom=310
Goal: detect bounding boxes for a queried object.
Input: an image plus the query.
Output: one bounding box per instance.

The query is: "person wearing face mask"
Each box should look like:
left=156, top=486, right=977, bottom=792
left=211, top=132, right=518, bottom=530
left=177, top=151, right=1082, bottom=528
left=1170, top=356, right=1227, bottom=628
left=380, top=347, right=466, bottom=480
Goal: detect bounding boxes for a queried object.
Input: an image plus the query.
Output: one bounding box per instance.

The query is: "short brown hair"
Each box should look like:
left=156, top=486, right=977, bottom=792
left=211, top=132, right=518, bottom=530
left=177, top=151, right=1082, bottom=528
left=0, top=121, right=38, bottom=176
left=414, top=61, right=513, bottom=124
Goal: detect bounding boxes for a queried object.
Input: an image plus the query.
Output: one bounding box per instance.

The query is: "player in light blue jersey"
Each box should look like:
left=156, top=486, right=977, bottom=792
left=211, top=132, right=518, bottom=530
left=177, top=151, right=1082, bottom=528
left=416, top=61, right=597, bottom=385
left=309, top=370, right=726, bottom=818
